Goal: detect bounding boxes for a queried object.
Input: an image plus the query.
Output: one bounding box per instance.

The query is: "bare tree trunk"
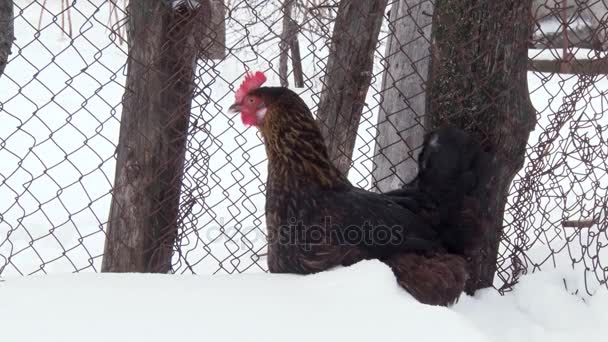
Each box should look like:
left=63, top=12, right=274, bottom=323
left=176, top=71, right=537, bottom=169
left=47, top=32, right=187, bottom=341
left=279, top=0, right=304, bottom=88
left=290, top=23, right=304, bottom=88
left=428, top=0, right=536, bottom=293
left=317, top=0, right=389, bottom=176
left=279, top=0, right=295, bottom=87
left=102, top=1, right=210, bottom=273
left=0, top=0, right=14, bottom=77
left=200, top=0, right=226, bottom=59
left=372, top=0, right=434, bottom=192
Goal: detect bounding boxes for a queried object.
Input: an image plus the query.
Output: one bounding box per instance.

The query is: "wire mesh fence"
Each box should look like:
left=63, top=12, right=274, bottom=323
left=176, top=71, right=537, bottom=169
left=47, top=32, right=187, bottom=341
left=0, top=0, right=606, bottom=296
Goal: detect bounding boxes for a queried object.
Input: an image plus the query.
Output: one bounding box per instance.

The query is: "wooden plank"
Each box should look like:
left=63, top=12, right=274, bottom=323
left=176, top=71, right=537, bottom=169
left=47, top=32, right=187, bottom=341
left=371, top=0, right=434, bottom=192
left=529, top=58, right=608, bottom=74
left=562, top=219, right=597, bottom=228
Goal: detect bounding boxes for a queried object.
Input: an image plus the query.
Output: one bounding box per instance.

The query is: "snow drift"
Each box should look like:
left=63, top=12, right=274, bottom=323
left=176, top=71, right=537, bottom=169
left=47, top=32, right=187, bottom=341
left=0, top=260, right=606, bottom=342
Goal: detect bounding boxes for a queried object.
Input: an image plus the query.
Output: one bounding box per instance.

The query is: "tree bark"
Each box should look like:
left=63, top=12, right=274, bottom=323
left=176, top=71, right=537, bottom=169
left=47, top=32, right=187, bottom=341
left=428, top=0, right=536, bottom=293
left=289, top=20, right=304, bottom=88
left=279, top=0, right=296, bottom=87
left=317, top=0, right=389, bottom=176
left=0, top=0, right=14, bottom=77
left=372, top=0, right=434, bottom=192
left=200, top=0, right=226, bottom=59
left=102, top=1, right=209, bottom=273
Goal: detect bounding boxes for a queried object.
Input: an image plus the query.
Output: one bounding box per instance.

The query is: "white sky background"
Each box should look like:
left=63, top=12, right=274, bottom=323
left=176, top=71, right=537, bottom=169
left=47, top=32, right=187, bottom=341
left=0, top=0, right=606, bottom=297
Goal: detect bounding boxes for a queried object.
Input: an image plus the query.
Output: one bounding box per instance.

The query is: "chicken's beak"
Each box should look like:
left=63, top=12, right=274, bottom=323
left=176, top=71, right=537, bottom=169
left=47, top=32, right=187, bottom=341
left=228, top=103, right=242, bottom=114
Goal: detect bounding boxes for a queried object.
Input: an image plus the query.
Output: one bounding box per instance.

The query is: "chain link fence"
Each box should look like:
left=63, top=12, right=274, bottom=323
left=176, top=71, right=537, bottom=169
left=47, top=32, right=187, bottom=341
left=0, top=0, right=606, bottom=295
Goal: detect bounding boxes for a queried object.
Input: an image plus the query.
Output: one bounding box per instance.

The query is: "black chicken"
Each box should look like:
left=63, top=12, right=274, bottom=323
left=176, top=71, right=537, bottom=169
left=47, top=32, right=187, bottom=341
left=382, top=126, right=496, bottom=301
left=228, top=71, right=494, bottom=305
left=384, top=125, right=496, bottom=256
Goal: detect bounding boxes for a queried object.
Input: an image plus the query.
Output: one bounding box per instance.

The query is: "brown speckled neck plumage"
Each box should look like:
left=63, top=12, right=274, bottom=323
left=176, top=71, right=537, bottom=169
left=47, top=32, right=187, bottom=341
left=253, top=87, right=350, bottom=191
left=250, top=87, right=368, bottom=276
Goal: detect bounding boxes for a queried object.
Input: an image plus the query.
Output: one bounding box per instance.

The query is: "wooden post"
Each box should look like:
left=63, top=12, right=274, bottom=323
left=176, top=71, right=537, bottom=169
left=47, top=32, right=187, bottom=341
left=317, top=0, right=389, bottom=176
left=560, top=0, right=573, bottom=73
left=102, top=1, right=210, bottom=273
left=372, top=0, right=434, bottom=192
left=279, top=0, right=295, bottom=87
left=279, top=0, right=304, bottom=88
left=290, top=19, right=304, bottom=88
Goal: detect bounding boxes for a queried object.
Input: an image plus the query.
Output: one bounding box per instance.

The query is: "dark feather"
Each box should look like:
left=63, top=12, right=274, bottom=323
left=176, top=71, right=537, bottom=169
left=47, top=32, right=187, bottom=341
left=383, top=253, right=468, bottom=306
left=243, top=86, right=494, bottom=306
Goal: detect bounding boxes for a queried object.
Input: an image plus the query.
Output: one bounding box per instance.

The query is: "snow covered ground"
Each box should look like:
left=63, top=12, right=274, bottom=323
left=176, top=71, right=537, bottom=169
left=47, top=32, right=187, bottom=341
left=0, top=1, right=607, bottom=341
left=0, top=0, right=380, bottom=276
left=0, top=260, right=606, bottom=342
left=0, top=0, right=607, bottom=328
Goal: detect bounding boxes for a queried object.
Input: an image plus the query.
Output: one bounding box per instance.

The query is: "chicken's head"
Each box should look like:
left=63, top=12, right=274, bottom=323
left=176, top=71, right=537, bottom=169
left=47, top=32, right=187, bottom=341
left=229, top=71, right=319, bottom=137
left=228, top=71, right=268, bottom=126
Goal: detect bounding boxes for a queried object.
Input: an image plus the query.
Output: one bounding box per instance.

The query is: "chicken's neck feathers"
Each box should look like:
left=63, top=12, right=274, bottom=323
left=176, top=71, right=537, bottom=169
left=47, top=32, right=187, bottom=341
left=262, top=107, right=350, bottom=191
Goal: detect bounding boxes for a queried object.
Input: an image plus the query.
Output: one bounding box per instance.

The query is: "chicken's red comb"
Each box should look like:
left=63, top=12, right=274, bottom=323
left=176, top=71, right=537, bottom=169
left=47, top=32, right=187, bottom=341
left=235, top=71, right=267, bottom=103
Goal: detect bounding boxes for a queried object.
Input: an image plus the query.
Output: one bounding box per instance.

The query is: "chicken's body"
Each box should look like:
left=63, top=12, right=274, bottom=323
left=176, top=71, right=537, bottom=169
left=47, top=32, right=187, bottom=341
left=258, top=87, right=441, bottom=273
left=229, top=74, right=494, bottom=306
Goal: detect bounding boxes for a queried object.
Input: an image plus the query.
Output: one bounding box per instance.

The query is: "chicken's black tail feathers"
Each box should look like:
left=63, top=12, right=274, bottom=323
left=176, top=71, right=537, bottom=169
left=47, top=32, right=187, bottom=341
left=387, top=125, right=497, bottom=256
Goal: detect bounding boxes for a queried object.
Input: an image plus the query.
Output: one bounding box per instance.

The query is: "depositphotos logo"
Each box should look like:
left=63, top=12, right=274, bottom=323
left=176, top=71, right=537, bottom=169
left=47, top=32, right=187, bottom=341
left=197, top=216, right=408, bottom=250
left=267, top=216, right=408, bottom=247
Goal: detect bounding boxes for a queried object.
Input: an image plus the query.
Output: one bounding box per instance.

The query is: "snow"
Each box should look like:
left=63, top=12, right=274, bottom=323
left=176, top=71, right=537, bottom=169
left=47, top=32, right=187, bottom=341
left=0, top=0, right=372, bottom=276
left=534, top=18, right=591, bottom=37
left=500, top=70, right=608, bottom=293
left=455, top=269, right=608, bottom=342
left=0, top=260, right=606, bottom=342
left=529, top=48, right=608, bottom=60
left=1, top=4, right=607, bottom=338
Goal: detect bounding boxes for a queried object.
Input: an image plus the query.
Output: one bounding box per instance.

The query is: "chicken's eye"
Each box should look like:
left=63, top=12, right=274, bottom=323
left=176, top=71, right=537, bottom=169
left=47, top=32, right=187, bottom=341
left=248, top=98, right=255, bottom=104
